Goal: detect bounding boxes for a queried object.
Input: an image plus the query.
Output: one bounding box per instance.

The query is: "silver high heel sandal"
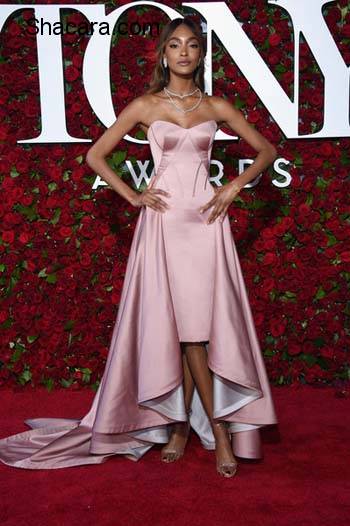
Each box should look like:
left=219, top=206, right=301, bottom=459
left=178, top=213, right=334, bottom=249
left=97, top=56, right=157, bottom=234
left=213, top=421, right=238, bottom=478
left=161, top=408, right=192, bottom=463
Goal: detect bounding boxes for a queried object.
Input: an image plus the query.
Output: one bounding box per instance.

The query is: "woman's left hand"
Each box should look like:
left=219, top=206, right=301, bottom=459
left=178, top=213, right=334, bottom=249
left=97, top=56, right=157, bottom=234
left=198, top=182, right=242, bottom=224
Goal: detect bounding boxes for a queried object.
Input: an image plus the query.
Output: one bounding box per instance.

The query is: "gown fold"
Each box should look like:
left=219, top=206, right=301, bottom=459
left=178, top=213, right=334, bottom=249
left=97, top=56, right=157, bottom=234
left=0, top=119, right=277, bottom=469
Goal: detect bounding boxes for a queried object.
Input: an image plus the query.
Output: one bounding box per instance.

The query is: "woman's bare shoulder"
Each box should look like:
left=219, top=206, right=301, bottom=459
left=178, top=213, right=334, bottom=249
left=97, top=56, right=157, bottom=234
left=127, top=93, right=165, bottom=117
left=205, top=94, right=230, bottom=109
left=206, top=94, right=243, bottom=121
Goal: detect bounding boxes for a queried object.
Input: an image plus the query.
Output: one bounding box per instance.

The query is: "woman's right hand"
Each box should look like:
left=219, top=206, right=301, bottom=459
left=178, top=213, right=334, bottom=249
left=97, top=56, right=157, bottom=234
left=132, top=187, right=171, bottom=213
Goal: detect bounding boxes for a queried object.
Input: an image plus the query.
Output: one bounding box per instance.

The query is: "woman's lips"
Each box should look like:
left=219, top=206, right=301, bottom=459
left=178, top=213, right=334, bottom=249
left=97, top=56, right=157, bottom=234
left=178, top=61, right=191, bottom=65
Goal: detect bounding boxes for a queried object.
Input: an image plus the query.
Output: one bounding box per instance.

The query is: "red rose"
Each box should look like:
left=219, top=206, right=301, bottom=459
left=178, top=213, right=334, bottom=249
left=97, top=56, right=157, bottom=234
left=65, top=66, right=80, bottom=83
left=247, top=110, right=260, bottom=123
left=80, top=254, right=92, bottom=267
left=2, top=230, right=15, bottom=243
left=288, top=344, right=302, bottom=356
left=261, top=278, right=275, bottom=293
left=270, top=319, right=287, bottom=337
left=269, top=33, right=281, bottom=47
left=59, top=226, right=73, bottom=238
left=19, top=231, right=31, bottom=244
left=26, top=260, right=36, bottom=272
left=262, top=253, right=278, bottom=266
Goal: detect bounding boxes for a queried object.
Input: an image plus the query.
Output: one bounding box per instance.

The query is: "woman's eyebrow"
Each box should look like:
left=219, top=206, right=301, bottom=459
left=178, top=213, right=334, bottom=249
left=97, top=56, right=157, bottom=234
left=168, top=36, right=199, bottom=42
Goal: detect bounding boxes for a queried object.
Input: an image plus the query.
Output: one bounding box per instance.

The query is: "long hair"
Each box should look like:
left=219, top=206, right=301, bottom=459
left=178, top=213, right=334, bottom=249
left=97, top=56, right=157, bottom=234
left=145, top=17, right=206, bottom=94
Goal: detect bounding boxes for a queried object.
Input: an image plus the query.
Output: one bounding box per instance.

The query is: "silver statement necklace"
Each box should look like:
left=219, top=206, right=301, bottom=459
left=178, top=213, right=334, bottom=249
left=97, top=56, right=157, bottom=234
left=163, top=86, right=203, bottom=113
left=164, top=86, right=200, bottom=99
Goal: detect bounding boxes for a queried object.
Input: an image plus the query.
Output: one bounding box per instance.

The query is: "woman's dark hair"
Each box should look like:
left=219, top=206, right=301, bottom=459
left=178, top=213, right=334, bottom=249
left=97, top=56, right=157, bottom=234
left=145, top=17, right=206, bottom=94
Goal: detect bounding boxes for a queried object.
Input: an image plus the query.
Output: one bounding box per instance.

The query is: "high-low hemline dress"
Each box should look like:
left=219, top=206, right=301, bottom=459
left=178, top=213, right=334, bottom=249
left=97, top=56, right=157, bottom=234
left=0, top=119, right=278, bottom=469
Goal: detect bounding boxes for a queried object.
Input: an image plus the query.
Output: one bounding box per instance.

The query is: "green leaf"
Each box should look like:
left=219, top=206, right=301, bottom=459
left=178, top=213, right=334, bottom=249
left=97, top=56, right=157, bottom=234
left=1, top=317, right=12, bottom=329
left=280, top=205, right=290, bottom=216
left=326, top=233, right=337, bottom=247
left=61, top=378, right=74, bottom=388
left=15, top=204, right=38, bottom=222
left=81, top=368, right=92, bottom=383
left=46, top=273, right=57, bottom=284
left=275, top=64, right=287, bottom=73
left=11, top=342, right=26, bottom=362
left=214, top=66, right=226, bottom=79
left=281, top=291, right=297, bottom=302
left=5, top=273, right=21, bottom=296
left=110, top=150, right=127, bottom=167
left=294, top=153, right=303, bottom=166
left=64, top=320, right=75, bottom=331
left=300, top=353, right=318, bottom=366
left=305, top=193, right=313, bottom=206
left=269, top=290, right=277, bottom=301
left=27, top=335, right=39, bottom=344
left=316, top=178, right=328, bottom=190
left=19, top=368, right=32, bottom=384
left=50, top=208, right=61, bottom=225
left=82, top=174, right=96, bottom=185
left=234, top=94, right=245, bottom=109
left=317, top=356, right=330, bottom=369
left=261, top=38, right=270, bottom=51
left=315, top=286, right=326, bottom=300
left=38, top=267, right=47, bottom=278
left=340, top=151, right=350, bottom=166
left=10, top=166, right=20, bottom=178
left=42, top=377, right=55, bottom=392
left=135, top=129, right=146, bottom=140
left=48, top=182, right=57, bottom=192
left=91, top=273, right=99, bottom=285
left=248, top=199, right=267, bottom=210
left=313, top=337, right=326, bottom=348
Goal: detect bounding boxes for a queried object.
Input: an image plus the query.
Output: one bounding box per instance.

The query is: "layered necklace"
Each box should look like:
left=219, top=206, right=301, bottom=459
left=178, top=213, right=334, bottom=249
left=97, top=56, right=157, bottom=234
left=163, top=86, right=203, bottom=113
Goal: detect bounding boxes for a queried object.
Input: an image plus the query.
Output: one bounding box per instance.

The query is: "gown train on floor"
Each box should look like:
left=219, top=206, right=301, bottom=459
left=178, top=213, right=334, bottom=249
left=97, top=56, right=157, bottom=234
left=0, top=120, right=278, bottom=469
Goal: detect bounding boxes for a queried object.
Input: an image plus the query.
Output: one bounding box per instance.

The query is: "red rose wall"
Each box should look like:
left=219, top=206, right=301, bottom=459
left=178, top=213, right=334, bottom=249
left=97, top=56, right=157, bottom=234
left=0, top=0, right=349, bottom=391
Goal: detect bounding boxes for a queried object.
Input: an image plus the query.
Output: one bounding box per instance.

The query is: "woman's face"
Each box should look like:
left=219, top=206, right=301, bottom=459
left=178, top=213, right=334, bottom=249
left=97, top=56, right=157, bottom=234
left=163, top=24, right=201, bottom=76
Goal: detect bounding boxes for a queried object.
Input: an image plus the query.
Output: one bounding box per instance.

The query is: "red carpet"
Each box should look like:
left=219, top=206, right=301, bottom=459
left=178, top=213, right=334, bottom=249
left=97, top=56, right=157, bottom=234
left=0, top=385, right=349, bottom=526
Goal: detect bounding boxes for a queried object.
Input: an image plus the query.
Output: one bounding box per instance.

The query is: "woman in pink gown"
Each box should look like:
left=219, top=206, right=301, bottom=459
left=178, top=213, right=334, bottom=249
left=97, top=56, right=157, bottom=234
left=0, top=17, right=278, bottom=478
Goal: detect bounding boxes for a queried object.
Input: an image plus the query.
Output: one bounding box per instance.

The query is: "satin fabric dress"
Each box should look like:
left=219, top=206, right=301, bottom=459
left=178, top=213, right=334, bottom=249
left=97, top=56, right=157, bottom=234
left=0, top=119, right=278, bottom=469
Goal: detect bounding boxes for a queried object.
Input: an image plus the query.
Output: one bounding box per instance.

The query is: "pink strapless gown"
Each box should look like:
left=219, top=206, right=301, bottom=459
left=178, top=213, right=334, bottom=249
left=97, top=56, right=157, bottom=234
left=0, top=120, right=278, bottom=469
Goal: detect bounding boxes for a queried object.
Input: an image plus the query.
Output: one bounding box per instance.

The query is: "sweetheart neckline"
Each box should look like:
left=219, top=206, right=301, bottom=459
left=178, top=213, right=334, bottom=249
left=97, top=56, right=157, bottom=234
left=147, top=119, right=217, bottom=138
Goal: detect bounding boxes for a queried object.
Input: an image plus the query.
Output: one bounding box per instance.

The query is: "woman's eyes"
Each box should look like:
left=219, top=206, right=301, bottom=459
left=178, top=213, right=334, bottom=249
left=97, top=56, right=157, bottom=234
left=169, top=43, right=199, bottom=48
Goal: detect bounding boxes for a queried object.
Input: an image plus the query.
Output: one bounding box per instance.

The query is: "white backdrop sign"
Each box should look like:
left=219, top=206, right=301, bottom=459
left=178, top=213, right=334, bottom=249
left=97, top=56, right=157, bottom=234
left=0, top=1, right=347, bottom=188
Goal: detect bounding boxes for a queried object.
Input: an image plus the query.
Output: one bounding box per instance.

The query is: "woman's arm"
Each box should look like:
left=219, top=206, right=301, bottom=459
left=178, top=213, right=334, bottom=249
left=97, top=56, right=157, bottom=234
left=213, top=96, right=277, bottom=191
left=199, top=97, right=277, bottom=224
left=85, top=97, right=146, bottom=206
